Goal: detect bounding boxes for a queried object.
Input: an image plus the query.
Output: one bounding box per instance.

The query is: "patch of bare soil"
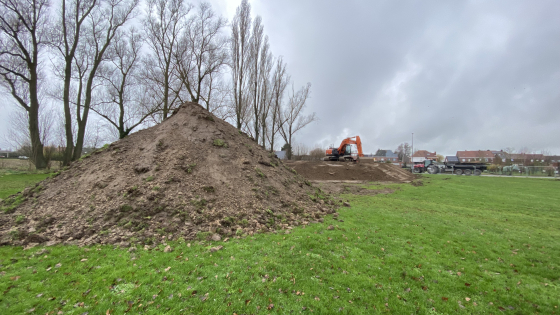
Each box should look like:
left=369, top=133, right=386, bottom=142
left=0, top=103, right=336, bottom=247
left=285, top=160, right=416, bottom=182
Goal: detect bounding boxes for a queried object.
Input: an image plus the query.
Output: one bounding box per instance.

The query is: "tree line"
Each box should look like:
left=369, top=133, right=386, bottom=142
left=0, top=0, right=316, bottom=169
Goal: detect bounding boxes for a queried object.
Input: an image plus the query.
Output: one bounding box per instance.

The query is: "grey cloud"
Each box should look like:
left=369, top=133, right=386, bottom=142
left=250, top=0, right=560, bottom=154
left=1, top=0, right=559, bottom=156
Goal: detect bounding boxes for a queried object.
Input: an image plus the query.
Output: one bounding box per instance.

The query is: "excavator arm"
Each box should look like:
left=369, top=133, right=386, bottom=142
left=337, top=136, right=364, bottom=157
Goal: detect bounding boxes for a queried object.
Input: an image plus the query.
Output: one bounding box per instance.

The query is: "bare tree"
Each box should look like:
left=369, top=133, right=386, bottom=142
left=247, top=15, right=264, bottom=141
left=174, top=2, right=227, bottom=109
left=309, top=147, right=324, bottom=158
left=4, top=104, right=55, bottom=158
left=68, top=0, right=139, bottom=160
left=257, top=46, right=273, bottom=148
left=292, top=142, right=309, bottom=158
left=266, top=56, right=289, bottom=152
left=247, top=21, right=273, bottom=147
left=230, top=0, right=251, bottom=130
left=395, top=143, right=411, bottom=164
left=53, top=0, right=97, bottom=166
left=92, top=27, right=155, bottom=139
left=0, top=0, right=50, bottom=168
left=279, top=83, right=316, bottom=160
left=200, top=72, right=232, bottom=119
left=143, top=0, right=191, bottom=121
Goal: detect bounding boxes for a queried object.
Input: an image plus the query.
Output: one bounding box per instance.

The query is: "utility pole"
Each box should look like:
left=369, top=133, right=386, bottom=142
left=411, top=133, right=414, bottom=166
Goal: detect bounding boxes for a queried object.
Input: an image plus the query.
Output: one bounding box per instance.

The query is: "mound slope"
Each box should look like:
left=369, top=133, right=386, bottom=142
left=286, top=160, right=416, bottom=182
left=0, top=103, right=335, bottom=247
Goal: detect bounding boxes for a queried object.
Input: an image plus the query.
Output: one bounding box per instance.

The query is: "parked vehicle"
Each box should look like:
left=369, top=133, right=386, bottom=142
left=413, top=159, right=487, bottom=175
left=412, top=160, right=441, bottom=174
left=324, top=136, right=365, bottom=162
left=18, top=156, right=29, bottom=160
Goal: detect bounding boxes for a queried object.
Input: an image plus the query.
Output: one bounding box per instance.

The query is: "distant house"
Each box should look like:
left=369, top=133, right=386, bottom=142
left=508, top=153, right=545, bottom=165
left=275, top=151, right=287, bottom=160
left=412, top=150, right=437, bottom=163
left=456, top=150, right=495, bottom=163
left=546, top=156, right=560, bottom=167
left=489, top=150, right=508, bottom=164
left=0, top=150, right=13, bottom=158
left=372, top=149, right=399, bottom=162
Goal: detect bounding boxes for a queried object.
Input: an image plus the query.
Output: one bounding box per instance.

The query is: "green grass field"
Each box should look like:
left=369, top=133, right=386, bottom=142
left=0, top=171, right=51, bottom=200
left=0, top=175, right=559, bottom=314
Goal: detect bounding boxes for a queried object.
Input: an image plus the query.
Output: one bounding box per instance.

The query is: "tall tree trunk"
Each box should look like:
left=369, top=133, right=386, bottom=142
left=72, top=62, right=97, bottom=160
left=62, top=56, right=75, bottom=166
left=28, top=73, right=47, bottom=169
left=163, top=71, right=170, bottom=119
left=29, top=57, right=46, bottom=169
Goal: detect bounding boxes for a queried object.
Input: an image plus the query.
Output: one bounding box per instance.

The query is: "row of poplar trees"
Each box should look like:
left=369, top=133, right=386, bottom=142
left=0, top=0, right=316, bottom=168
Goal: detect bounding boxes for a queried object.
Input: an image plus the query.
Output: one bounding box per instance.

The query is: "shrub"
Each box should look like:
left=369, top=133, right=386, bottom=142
left=196, top=231, right=212, bottom=240
left=255, top=167, right=266, bottom=178
left=213, top=139, right=228, bottom=148
left=202, top=186, right=215, bottom=193
left=15, top=215, right=26, bottom=224
left=1, top=195, right=24, bottom=214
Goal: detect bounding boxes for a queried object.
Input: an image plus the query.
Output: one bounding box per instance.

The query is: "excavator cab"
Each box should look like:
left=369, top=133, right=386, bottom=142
left=345, top=144, right=359, bottom=161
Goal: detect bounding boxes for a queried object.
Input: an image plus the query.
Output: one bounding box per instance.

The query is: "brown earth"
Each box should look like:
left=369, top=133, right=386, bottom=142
left=0, top=103, right=336, bottom=248
left=285, top=160, right=416, bottom=182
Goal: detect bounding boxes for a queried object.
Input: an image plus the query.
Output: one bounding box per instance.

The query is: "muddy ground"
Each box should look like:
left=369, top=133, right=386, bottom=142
left=285, top=160, right=416, bottom=182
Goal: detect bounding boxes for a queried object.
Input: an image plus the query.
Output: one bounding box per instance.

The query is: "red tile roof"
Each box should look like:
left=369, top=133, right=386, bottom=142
left=412, top=150, right=436, bottom=158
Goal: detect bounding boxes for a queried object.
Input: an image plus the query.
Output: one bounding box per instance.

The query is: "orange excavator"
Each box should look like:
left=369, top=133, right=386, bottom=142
left=325, top=136, right=364, bottom=162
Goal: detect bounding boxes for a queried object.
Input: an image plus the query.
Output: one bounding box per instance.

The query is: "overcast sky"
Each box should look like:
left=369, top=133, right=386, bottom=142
left=1, top=0, right=559, bottom=156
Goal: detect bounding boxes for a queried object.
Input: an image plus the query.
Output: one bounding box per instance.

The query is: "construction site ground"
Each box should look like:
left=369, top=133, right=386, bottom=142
left=284, top=160, right=416, bottom=183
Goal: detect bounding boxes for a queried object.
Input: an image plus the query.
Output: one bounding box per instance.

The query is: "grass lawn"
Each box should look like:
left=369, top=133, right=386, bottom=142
left=0, top=175, right=559, bottom=314
left=0, top=171, right=51, bottom=200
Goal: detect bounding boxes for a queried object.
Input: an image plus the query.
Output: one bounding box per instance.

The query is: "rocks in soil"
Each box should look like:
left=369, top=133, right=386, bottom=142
left=209, top=245, right=223, bottom=252
left=164, top=245, right=173, bottom=253
left=327, top=225, right=335, bottom=230
left=343, top=202, right=351, bottom=207
left=26, top=234, right=48, bottom=244
left=0, top=102, right=336, bottom=247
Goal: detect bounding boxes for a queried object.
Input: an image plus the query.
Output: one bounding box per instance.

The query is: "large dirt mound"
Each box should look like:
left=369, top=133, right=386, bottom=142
left=0, top=103, right=335, bottom=247
left=286, top=160, right=416, bottom=182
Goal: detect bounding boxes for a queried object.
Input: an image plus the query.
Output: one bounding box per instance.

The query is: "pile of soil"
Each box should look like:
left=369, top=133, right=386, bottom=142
left=0, top=103, right=336, bottom=247
left=286, top=160, right=416, bottom=182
